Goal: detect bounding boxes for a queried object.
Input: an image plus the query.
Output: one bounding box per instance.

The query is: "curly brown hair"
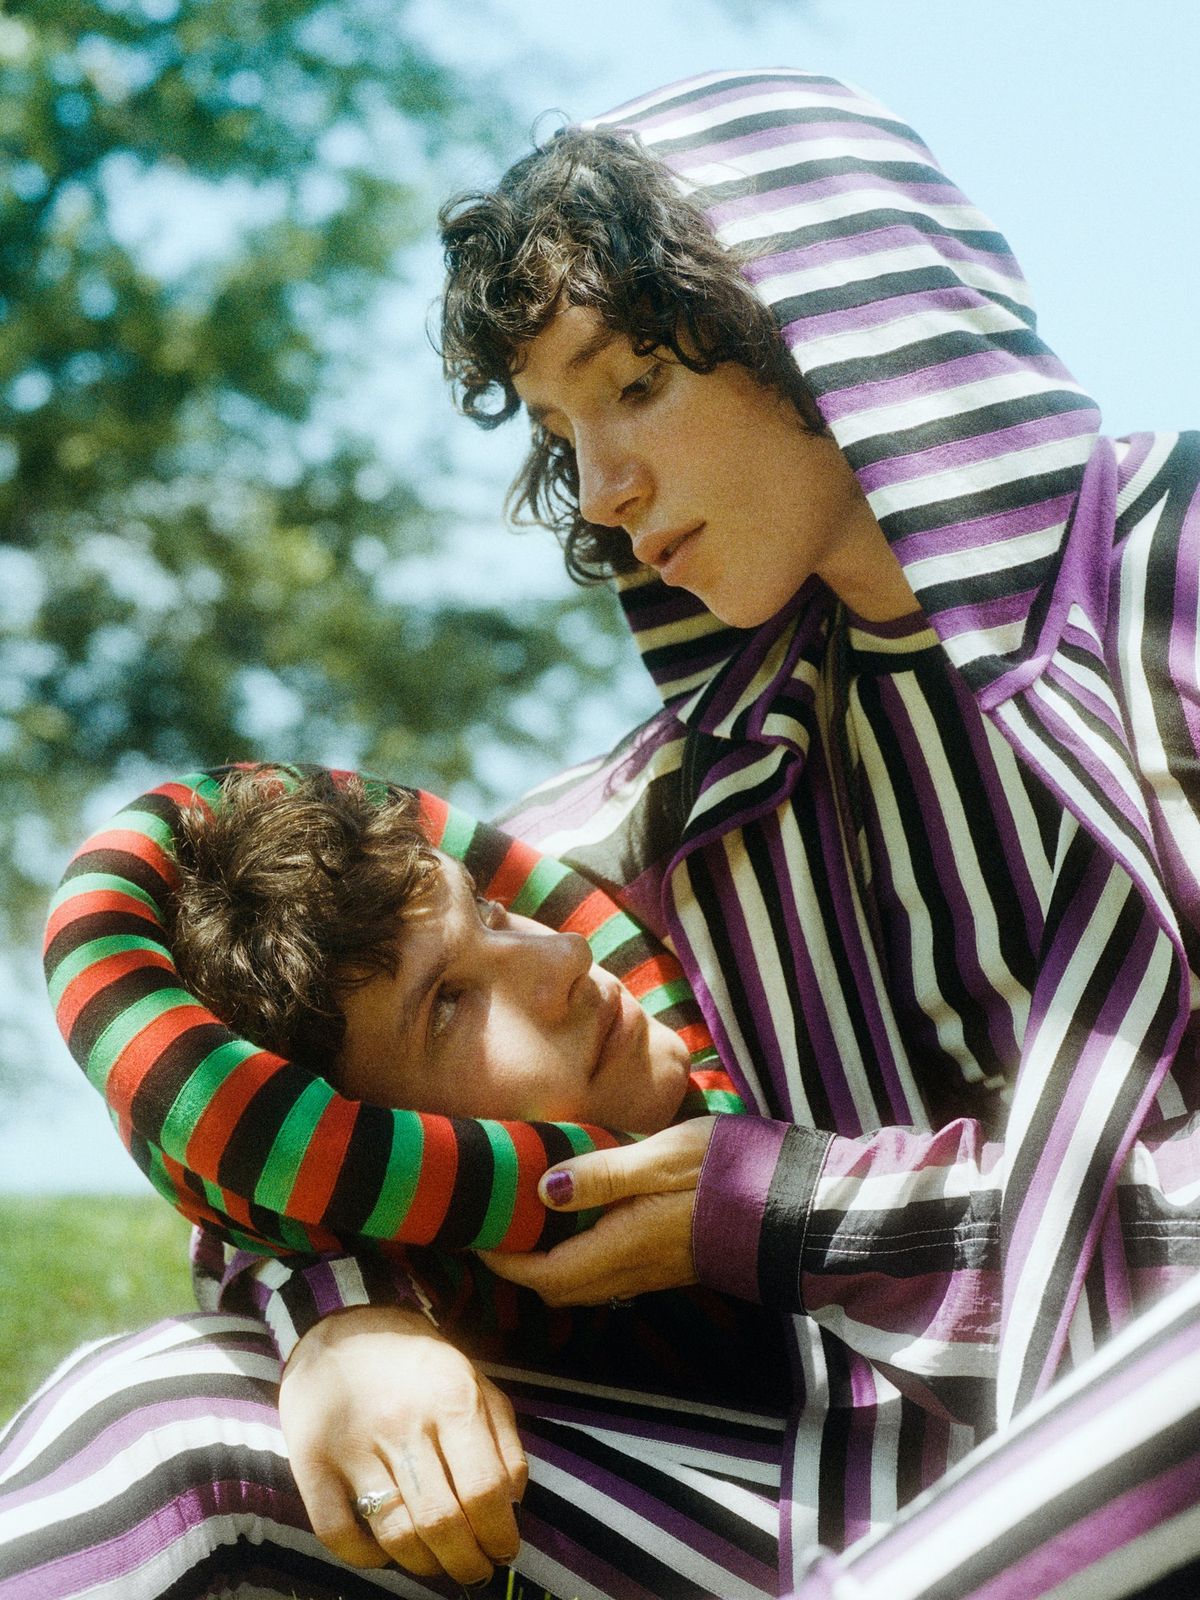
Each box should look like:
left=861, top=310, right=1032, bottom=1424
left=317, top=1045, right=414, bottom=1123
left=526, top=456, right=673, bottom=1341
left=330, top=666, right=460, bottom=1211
left=169, top=766, right=438, bottom=1075
left=439, top=126, right=826, bottom=582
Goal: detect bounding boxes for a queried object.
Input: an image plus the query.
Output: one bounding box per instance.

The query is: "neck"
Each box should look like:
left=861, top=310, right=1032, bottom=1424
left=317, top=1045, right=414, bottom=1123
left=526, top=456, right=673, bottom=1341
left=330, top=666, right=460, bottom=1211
left=821, top=503, right=920, bottom=623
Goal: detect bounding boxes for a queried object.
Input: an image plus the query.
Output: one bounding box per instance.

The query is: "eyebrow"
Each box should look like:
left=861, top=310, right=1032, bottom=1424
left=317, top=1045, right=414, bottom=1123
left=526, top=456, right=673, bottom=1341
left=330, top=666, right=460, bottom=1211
left=523, top=324, right=624, bottom=428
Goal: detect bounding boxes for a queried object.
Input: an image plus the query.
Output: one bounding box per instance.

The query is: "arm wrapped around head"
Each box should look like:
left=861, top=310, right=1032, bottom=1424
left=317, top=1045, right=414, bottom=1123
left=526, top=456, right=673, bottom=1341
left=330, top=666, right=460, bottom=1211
left=44, top=762, right=742, bottom=1259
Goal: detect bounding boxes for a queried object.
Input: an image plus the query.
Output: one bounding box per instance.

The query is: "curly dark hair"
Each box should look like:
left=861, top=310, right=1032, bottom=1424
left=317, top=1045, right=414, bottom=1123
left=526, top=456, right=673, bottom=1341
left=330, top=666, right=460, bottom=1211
left=439, top=126, right=826, bottom=582
left=169, top=766, right=438, bottom=1075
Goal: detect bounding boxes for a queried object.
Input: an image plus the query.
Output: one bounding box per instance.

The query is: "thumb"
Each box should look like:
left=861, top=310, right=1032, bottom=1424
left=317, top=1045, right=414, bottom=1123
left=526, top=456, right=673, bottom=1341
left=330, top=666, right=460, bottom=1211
left=538, top=1144, right=638, bottom=1211
left=538, top=1118, right=716, bottom=1210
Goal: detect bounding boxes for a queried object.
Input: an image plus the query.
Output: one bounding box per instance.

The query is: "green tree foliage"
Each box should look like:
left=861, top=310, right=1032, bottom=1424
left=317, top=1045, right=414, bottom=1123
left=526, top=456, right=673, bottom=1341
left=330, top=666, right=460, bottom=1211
left=0, top=0, right=626, bottom=951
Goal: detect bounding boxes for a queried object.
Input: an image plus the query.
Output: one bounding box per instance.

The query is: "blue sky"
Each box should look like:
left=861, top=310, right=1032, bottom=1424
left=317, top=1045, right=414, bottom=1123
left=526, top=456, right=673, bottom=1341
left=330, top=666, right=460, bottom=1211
left=5, top=0, right=1196, bottom=1191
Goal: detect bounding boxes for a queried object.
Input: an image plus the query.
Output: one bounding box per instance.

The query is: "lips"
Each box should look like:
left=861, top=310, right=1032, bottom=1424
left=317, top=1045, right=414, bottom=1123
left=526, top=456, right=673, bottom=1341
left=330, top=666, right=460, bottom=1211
left=591, top=981, right=640, bottom=1081
left=633, top=521, right=704, bottom=574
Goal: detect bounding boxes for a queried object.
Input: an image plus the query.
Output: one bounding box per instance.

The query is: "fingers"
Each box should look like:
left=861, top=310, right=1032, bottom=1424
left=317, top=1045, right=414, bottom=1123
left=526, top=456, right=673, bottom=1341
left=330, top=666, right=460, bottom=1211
left=373, top=1430, right=517, bottom=1586
left=537, top=1116, right=717, bottom=1211
left=298, top=1459, right=391, bottom=1569
left=481, top=1190, right=699, bottom=1306
left=482, top=1375, right=529, bottom=1501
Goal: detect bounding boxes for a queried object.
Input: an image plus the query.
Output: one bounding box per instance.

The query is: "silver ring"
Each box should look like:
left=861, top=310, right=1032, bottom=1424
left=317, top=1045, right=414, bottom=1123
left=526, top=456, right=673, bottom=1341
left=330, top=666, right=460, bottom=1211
left=609, top=1296, right=636, bottom=1310
left=354, top=1486, right=404, bottom=1519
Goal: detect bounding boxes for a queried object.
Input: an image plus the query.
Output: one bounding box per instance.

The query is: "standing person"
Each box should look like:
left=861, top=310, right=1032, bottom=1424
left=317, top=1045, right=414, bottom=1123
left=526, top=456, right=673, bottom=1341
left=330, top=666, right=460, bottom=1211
left=22, top=68, right=1200, bottom=1600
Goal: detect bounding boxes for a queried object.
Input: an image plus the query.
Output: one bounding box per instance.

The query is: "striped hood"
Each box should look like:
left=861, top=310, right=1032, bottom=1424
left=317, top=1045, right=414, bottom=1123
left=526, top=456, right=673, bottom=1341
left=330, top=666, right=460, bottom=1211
left=44, top=764, right=741, bottom=1259
left=588, top=67, right=1102, bottom=714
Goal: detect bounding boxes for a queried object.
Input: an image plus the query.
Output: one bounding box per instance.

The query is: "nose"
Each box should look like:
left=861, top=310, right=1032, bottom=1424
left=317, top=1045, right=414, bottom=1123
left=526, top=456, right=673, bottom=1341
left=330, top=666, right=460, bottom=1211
left=497, top=927, right=593, bottom=1023
left=575, top=430, right=650, bottom=529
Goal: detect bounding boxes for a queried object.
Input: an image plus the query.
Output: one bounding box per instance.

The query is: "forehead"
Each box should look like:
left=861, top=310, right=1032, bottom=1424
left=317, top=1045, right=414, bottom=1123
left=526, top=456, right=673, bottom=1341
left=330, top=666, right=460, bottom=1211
left=512, top=305, right=631, bottom=404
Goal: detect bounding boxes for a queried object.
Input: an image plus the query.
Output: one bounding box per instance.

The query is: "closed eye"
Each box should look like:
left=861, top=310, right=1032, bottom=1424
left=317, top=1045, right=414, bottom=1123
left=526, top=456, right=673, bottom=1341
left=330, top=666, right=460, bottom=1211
left=430, top=987, right=460, bottom=1039
left=620, top=361, right=664, bottom=404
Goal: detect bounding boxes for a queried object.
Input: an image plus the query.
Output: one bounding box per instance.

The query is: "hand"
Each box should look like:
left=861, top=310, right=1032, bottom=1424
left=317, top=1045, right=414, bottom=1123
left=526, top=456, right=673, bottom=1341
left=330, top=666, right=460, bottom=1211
left=278, top=1303, right=526, bottom=1585
left=479, top=1116, right=717, bottom=1306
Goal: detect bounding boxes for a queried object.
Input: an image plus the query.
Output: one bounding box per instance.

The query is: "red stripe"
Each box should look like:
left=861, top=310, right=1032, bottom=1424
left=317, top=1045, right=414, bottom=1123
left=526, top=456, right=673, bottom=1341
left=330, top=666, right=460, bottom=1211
left=620, top=952, right=685, bottom=997
left=556, top=887, right=614, bottom=938
left=495, top=1121, right=555, bottom=1252
left=57, top=947, right=176, bottom=1040
left=106, top=1005, right=217, bottom=1116
left=44, top=888, right=163, bottom=952
left=185, top=1050, right=286, bottom=1177
left=486, top=839, right=544, bottom=907
left=417, top=791, right=450, bottom=848
left=93, top=825, right=178, bottom=880
left=402, top=1116, right=459, bottom=1244
left=284, top=1095, right=359, bottom=1225
left=687, top=1064, right=738, bottom=1095
left=677, top=1021, right=716, bottom=1055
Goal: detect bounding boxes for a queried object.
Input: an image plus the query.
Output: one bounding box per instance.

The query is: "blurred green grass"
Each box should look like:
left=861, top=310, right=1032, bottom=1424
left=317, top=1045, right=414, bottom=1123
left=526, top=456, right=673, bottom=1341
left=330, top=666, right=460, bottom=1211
left=0, top=1195, right=195, bottom=1426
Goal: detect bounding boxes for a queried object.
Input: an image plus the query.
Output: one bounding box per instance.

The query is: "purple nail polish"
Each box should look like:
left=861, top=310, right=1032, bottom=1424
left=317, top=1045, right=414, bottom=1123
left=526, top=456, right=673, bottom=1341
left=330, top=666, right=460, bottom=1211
left=543, top=1169, right=573, bottom=1206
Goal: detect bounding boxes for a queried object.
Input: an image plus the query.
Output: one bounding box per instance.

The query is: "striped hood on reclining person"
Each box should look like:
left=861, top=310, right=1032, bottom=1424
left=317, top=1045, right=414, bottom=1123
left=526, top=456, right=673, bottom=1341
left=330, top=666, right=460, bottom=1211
left=44, top=762, right=743, bottom=1265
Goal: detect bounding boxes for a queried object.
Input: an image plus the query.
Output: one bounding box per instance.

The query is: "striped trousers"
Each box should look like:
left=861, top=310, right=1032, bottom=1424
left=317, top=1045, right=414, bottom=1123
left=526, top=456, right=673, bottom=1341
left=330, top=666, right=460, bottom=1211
left=0, top=1315, right=784, bottom=1599
left=791, top=1269, right=1200, bottom=1600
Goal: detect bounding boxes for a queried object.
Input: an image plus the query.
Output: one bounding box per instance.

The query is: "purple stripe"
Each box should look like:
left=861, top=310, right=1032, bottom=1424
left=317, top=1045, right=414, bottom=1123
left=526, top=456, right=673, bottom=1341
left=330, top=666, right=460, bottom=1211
left=819, top=349, right=1077, bottom=423
left=891, top=493, right=1074, bottom=568
left=670, top=114, right=927, bottom=172
left=761, top=795, right=885, bottom=1133
left=692, top=1116, right=790, bottom=1304
left=802, top=755, right=919, bottom=1127
left=1042, top=657, right=1125, bottom=744
left=856, top=407, right=1096, bottom=495
left=0, top=1321, right=226, bottom=1474
left=778, top=280, right=1022, bottom=350
left=511, top=1388, right=786, bottom=1463
left=848, top=1305, right=1200, bottom=1589
left=609, top=72, right=862, bottom=137
left=523, top=1424, right=778, bottom=1588
left=1114, top=429, right=1158, bottom=490
left=4, top=1477, right=308, bottom=1600
left=1, top=1394, right=278, bottom=1511
left=708, top=169, right=971, bottom=228
left=1167, top=478, right=1200, bottom=805
left=744, top=221, right=1022, bottom=288
left=1005, top=908, right=1171, bottom=1354
left=863, top=675, right=1026, bottom=1071
left=929, top=586, right=1037, bottom=647
left=968, top=1451, right=1200, bottom=1600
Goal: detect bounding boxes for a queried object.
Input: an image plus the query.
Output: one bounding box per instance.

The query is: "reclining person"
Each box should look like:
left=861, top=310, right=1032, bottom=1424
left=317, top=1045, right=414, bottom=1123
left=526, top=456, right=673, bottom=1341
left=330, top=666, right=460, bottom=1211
left=10, top=760, right=784, bottom=1599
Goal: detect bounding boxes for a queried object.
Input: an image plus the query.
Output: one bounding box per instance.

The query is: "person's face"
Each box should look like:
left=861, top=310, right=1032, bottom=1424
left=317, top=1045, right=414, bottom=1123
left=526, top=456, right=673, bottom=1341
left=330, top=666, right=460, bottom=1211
left=511, top=304, right=890, bottom=628
left=336, top=853, right=692, bottom=1135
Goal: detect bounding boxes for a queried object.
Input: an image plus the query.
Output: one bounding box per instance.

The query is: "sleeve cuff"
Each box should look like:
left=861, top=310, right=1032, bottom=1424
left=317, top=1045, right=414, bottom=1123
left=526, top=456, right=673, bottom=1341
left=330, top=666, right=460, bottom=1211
left=693, top=1116, right=832, bottom=1305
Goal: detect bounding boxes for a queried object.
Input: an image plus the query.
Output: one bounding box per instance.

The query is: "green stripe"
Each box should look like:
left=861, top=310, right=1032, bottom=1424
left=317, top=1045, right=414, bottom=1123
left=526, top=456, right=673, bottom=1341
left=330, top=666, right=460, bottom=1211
left=159, top=1038, right=265, bottom=1161
left=48, top=870, right=160, bottom=917
left=361, top=1113, right=425, bottom=1238
left=254, top=1076, right=335, bottom=1213
left=173, top=771, right=224, bottom=806
left=142, top=1142, right=184, bottom=1209
left=471, top=1122, right=519, bottom=1248
left=439, top=804, right=477, bottom=859
left=47, top=933, right=169, bottom=1007
left=113, top=807, right=177, bottom=852
left=585, top=911, right=638, bottom=964
left=639, top=977, right=694, bottom=1016
left=557, top=1123, right=599, bottom=1158
left=509, top=856, right=570, bottom=918
left=85, top=987, right=203, bottom=1090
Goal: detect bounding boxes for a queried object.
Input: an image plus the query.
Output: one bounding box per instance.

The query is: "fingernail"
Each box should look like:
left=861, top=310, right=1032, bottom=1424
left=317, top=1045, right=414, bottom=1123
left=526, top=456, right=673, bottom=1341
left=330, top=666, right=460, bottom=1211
left=542, top=1169, right=573, bottom=1206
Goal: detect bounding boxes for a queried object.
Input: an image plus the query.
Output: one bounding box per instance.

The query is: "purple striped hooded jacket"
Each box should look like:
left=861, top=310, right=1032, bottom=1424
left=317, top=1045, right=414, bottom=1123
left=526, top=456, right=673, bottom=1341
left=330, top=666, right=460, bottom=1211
left=496, top=68, right=1200, bottom=1579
